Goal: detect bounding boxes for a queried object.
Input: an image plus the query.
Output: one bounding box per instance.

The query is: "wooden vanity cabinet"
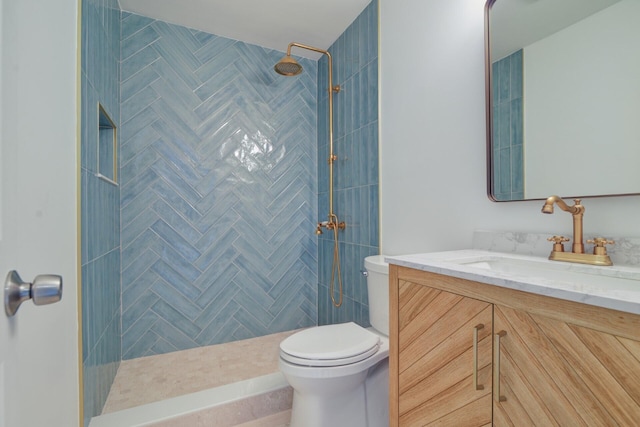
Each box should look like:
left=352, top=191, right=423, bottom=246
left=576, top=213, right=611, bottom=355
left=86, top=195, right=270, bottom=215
left=389, top=265, right=640, bottom=427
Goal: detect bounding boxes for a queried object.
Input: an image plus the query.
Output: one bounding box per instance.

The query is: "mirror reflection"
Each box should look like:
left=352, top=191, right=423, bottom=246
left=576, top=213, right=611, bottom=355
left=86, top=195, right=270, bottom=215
left=486, top=0, right=640, bottom=201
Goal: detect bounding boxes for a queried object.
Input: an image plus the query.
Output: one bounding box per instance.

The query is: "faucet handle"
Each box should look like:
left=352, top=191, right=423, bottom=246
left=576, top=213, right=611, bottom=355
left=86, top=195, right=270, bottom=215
left=587, top=238, right=615, bottom=255
left=548, top=235, right=570, bottom=252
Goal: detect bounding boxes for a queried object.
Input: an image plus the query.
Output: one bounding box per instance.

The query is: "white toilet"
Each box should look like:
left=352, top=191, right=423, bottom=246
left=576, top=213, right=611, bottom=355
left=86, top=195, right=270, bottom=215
left=279, top=255, right=389, bottom=427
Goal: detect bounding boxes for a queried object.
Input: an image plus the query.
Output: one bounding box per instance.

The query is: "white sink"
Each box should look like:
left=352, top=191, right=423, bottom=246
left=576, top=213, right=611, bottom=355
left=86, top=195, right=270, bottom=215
left=447, top=254, right=640, bottom=290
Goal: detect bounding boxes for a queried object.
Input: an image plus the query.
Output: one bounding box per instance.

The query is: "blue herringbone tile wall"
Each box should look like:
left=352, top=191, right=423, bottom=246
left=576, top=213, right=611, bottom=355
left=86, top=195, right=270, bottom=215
left=120, top=13, right=318, bottom=359
left=318, top=0, right=379, bottom=326
left=81, top=0, right=122, bottom=424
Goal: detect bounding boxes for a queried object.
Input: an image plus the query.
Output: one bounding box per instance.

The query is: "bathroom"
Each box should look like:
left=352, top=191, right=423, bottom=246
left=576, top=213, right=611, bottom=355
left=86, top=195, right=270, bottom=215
left=1, top=0, right=639, bottom=426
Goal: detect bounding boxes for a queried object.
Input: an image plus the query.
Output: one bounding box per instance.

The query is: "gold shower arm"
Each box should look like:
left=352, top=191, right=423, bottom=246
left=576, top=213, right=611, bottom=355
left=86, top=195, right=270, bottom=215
left=286, top=42, right=327, bottom=57
left=285, top=43, right=340, bottom=94
left=287, top=42, right=340, bottom=93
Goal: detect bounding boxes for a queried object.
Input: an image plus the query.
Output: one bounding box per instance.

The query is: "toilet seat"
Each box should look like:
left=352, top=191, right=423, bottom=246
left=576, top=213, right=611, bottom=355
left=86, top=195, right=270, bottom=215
left=280, top=322, right=380, bottom=367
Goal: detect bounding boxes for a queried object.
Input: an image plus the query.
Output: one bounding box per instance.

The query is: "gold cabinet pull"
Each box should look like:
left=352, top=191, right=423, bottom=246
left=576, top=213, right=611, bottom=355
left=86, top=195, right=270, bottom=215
left=473, top=324, right=484, bottom=391
left=494, top=330, right=507, bottom=402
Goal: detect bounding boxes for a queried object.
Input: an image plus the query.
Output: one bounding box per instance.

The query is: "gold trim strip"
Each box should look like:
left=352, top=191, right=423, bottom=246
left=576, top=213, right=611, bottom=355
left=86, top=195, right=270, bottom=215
left=76, top=0, right=85, bottom=424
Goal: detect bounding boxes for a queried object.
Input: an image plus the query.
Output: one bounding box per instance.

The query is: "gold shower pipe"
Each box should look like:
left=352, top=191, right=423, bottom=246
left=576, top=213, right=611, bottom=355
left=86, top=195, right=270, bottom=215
left=283, top=42, right=341, bottom=220
left=275, top=42, right=345, bottom=307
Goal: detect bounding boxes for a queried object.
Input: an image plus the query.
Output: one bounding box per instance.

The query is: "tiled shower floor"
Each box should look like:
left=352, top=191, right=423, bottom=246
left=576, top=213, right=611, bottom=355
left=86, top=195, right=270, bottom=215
left=102, top=329, right=298, bottom=413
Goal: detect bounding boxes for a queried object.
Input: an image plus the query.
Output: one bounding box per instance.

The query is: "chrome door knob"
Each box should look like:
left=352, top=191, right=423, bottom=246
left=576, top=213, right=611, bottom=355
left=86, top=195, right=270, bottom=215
left=4, top=270, right=63, bottom=317
left=31, top=274, right=64, bottom=306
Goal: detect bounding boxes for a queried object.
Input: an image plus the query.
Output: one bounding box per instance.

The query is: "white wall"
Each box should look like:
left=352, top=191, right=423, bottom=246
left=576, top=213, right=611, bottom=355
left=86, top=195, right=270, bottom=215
left=379, top=0, right=640, bottom=256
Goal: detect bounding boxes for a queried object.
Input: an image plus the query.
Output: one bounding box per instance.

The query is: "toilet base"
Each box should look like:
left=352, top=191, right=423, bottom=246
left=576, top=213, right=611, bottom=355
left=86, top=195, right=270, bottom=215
left=288, top=374, right=368, bottom=427
left=286, top=359, right=389, bottom=427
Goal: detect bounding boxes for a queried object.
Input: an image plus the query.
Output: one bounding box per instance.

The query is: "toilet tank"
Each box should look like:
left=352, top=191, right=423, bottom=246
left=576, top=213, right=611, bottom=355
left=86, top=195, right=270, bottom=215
left=364, top=255, right=389, bottom=336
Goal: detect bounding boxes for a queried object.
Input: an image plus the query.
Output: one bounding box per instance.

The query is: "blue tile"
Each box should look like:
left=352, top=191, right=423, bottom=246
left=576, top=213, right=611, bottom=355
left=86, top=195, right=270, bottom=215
left=123, top=309, right=158, bottom=345
left=195, top=42, right=241, bottom=83
left=495, top=56, right=511, bottom=103
left=366, top=60, right=378, bottom=125
left=152, top=180, right=203, bottom=223
left=368, top=123, right=379, bottom=184
left=369, top=184, right=379, bottom=247
left=121, top=84, right=159, bottom=120
left=496, top=102, right=510, bottom=149
left=234, top=289, right=274, bottom=324
left=123, top=328, right=159, bottom=360
left=335, top=137, right=357, bottom=189
left=149, top=337, right=179, bottom=355
left=194, top=35, right=236, bottom=64
left=194, top=63, right=239, bottom=102
left=122, top=291, right=159, bottom=330
left=511, top=98, right=523, bottom=146
left=498, top=147, right=512, bottom=194
left=122, top=24, right=160, bottom=61
left=150, top=318, right=197, bottom=351
left=195, top=264, right=239, bottom=309
left=232, top=307, right=269, bottom=337
left=150, top=159, right=202, bottom=206
left=195, top=300, right=240, bottom=343
left=511, top=143, right=523, bottom=195
left=150, top=297, right=202, bottom=337
left=122, top=249, right=160, bottom=286
left=367, top=1, right=378, bottom=64
left=510, top=49, right=523, bottom=100
left=193, top=228, right=239, bottom=271
left=121, top=12, right=155, bottom=41
left=151, top=21, right=201, bottom=70
left=150, top=279, right=201, bottom=321
left=151, top=260, right=201, bottom=300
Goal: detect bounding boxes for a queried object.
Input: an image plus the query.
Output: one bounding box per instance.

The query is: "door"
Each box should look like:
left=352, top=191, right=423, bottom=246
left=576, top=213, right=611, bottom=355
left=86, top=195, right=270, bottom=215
left=493, top=304, right=640, bottom=426
left=396, top=281, right=492, bottom=426
left=0, top=0, right=80, bottom=426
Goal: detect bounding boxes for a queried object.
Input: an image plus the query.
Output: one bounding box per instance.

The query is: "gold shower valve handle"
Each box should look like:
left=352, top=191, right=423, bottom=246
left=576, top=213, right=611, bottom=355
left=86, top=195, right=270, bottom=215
left=548, top=235, right=569, bottom=252
left=587, top=238, right=614, bottom=255
left=325, top=221, right=346, bottom=231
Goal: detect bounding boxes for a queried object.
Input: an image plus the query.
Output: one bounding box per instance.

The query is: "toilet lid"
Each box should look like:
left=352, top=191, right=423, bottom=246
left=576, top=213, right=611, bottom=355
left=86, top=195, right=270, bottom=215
left=280, top=322, right=380, bottom=367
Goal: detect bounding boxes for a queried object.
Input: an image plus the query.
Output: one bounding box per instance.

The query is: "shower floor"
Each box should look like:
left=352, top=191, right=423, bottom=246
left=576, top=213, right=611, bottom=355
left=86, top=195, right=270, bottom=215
left=102, top=329, right=298, bottom=413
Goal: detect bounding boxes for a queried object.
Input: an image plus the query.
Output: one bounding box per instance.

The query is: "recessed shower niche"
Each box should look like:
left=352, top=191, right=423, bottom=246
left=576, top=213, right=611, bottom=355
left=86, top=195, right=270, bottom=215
left=97, top=104, right=117, bottom=184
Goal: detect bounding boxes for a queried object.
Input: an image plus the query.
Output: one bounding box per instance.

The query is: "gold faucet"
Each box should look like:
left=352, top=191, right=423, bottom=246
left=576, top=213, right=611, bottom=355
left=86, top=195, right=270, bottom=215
left=541, top=195, right=613, bottom=266
left=541, top=196, right=585, bottom=253
left=315, top=217, right=346, bottom=235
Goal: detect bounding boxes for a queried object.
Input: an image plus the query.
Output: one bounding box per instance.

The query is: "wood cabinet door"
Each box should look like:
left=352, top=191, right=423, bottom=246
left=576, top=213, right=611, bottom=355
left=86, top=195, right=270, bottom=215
left=396, top=280, right=493, bottom=426
left=493, top=304, right=640, bottom=426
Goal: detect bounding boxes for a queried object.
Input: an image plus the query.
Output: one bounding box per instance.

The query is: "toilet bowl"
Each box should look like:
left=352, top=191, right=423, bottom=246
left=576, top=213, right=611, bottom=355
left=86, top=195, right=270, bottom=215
left=279, top=255, right=389, bottom=427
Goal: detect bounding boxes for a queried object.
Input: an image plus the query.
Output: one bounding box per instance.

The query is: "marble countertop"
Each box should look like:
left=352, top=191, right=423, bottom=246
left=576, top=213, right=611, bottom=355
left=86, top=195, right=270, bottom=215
left=386, top=250, right=640, bottom=315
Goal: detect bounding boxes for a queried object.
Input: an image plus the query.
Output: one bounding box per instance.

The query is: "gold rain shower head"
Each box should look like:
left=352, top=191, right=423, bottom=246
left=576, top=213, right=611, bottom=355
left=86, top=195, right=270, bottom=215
left=274, top=54, right=303, bottom=76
